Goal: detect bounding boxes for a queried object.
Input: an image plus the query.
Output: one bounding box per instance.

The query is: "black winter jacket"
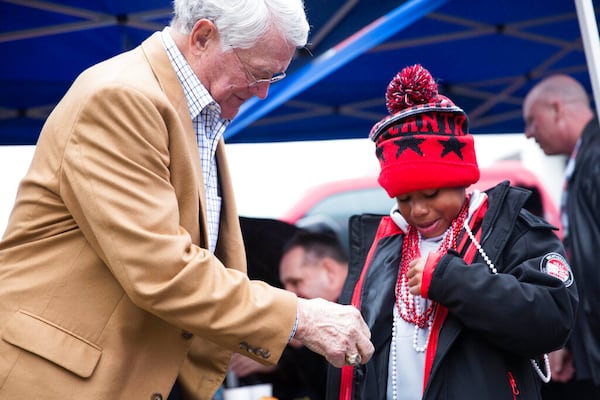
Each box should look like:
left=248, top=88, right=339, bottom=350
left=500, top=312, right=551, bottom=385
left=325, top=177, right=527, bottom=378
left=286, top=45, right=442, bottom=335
left=327, top=182, right=578, bottom=400
left=563, top=118, right=600, bottom=384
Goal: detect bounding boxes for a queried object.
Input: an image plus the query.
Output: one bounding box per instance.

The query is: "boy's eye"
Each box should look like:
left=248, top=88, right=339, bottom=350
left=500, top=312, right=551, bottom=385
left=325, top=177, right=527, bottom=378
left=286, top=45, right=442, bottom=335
left=423, top=190, right=439, bottom=199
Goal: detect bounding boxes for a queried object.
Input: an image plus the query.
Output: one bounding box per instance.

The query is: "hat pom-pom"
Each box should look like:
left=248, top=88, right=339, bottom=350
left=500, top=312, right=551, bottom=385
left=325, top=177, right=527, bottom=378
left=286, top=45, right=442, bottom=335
left=385, top=64, right=438, bottom=114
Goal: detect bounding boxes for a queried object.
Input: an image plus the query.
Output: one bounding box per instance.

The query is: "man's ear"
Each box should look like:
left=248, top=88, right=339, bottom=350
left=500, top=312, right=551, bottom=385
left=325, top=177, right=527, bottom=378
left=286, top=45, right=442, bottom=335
left=320, top=257, right=339, bottom=284
left=550, top=99, right=563, bottom=122
left=190, top=19, right=218, bottom=53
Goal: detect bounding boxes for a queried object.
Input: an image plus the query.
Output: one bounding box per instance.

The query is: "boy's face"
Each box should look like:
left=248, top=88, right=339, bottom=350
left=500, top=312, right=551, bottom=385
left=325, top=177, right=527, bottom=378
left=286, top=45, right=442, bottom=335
left=396, top=187, right=466, bottom=238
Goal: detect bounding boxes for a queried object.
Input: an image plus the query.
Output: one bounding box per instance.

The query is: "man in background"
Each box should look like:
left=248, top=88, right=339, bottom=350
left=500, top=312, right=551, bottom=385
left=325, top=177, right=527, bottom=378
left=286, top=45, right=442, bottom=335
left=523, top=74, right=600, bottom=399
left=279, top=230, right=349, bottom=304
left=230, top=230, right=349, bottom=400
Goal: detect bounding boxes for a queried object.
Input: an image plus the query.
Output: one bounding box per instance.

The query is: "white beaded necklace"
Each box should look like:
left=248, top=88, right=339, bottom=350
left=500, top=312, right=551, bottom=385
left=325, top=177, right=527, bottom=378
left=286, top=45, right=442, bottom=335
left=463, top=221, right=551, bottom=383
left=390, top=230, right=442, bottom=400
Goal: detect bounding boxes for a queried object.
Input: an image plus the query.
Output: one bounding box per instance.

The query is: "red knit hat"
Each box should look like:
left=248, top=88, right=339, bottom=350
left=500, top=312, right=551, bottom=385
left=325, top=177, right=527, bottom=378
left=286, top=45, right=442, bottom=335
left=369, top=64, right=480, bottom=198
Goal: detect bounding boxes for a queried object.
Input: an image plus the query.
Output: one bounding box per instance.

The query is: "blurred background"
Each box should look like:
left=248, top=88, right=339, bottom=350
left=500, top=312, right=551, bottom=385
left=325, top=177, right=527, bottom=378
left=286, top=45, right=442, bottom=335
left=1, top=0, right=597, bottom=238
left=0, top=135, right=564, bottom=237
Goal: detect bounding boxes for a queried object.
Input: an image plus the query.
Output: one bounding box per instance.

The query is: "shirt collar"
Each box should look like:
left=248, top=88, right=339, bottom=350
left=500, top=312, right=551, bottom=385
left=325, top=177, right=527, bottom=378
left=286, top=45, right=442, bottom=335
left=160, top=27, right=227, bottom=124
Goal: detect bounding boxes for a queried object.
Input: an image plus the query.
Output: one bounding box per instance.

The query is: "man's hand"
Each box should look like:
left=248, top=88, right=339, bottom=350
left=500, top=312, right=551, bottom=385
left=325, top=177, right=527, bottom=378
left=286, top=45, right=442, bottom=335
left=293, top=297, right=374, bottom=368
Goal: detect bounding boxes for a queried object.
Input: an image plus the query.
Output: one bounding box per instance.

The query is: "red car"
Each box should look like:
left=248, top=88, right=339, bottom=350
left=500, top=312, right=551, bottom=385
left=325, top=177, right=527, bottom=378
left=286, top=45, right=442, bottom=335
left=280, top=160, right=562, bottom=248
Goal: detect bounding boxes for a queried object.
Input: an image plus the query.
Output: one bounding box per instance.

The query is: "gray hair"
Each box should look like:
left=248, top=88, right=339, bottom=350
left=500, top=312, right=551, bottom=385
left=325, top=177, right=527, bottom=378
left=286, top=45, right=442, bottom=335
left=170, top=0, right=309, bottom=50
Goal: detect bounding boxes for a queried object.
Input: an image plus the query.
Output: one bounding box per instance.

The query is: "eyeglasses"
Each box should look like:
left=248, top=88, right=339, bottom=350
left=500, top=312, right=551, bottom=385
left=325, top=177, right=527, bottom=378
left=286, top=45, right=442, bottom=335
left=231, top=48, right=286, bottom=88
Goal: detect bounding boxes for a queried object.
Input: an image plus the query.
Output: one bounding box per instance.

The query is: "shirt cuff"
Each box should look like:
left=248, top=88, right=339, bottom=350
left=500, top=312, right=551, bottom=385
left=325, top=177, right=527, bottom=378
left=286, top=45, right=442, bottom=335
left=289, top=313, right=298, bottom=341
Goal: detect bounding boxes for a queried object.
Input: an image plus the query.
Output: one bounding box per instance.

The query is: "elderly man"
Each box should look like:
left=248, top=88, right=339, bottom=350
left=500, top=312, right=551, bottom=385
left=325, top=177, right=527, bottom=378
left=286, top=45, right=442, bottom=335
left=0, top=1, right=372, bottom=399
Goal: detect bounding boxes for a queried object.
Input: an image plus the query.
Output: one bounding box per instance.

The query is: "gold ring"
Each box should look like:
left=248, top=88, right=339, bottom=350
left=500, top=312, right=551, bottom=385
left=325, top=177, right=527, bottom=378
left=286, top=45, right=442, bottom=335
left=345, top=353, right=361, bottom=365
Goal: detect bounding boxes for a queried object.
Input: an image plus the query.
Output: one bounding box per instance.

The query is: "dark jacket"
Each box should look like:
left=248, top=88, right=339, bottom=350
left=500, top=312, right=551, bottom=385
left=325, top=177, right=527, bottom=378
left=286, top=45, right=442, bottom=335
left=563, top=118, right=600, bottom=384
left=327, top=182, right=578, bottom=400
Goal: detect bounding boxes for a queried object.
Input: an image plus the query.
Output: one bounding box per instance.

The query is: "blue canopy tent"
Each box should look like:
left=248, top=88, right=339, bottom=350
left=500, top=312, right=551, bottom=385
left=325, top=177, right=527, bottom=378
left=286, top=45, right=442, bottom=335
left=1, top=0, right=598, bottom=145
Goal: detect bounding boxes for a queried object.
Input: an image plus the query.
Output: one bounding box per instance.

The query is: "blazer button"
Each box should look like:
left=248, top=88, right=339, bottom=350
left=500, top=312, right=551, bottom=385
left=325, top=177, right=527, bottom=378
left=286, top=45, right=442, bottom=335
left=255, top=348, right=265, bottom=358
left=181, top=330, right=193, bottom=340
left=150, top=393, right=163, bottom=400
left=239, top=341, right=250, bottom=351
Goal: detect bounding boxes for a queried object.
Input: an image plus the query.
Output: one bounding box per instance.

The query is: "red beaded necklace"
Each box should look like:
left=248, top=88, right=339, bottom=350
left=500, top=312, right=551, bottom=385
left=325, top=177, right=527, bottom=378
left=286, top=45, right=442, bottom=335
left=395, top=197, right=470, bottom=328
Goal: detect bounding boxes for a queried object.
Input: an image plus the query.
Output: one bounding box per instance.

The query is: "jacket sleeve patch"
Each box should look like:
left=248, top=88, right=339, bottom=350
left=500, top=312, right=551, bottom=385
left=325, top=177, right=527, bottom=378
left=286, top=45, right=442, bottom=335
left=540, top=252, right=573, bottom=287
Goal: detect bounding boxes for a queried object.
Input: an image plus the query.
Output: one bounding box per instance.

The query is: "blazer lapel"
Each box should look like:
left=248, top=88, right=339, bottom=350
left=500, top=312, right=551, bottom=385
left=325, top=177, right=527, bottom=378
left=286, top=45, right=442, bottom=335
left=140, top=32, right=209, bottom=246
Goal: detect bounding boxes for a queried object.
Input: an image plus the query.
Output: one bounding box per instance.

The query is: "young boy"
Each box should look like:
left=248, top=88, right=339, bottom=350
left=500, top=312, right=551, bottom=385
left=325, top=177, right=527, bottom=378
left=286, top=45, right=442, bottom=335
left=327, top=64, right=578, bottom=400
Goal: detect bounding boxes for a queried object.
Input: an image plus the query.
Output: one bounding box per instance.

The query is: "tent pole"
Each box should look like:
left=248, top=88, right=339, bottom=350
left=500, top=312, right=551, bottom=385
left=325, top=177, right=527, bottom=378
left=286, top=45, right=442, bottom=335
left=225, top=0, right=449, bottom=139
left=574, top=0, right=600, bottom=118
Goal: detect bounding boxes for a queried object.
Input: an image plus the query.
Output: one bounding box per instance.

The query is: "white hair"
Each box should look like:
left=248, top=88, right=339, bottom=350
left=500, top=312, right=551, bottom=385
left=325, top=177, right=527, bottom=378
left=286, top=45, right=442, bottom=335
left=170, top=0, right=309, bottom=49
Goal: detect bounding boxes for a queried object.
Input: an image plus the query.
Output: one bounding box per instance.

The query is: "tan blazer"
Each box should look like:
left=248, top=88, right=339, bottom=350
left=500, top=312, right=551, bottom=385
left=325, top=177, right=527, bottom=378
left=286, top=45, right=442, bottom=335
left=0, top=32, right=297, bottom=400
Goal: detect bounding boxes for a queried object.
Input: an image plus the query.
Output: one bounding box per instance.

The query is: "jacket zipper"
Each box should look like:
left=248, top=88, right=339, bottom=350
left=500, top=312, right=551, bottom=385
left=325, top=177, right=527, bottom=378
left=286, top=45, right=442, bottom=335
left=507, top=371, right=520, bottom=399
